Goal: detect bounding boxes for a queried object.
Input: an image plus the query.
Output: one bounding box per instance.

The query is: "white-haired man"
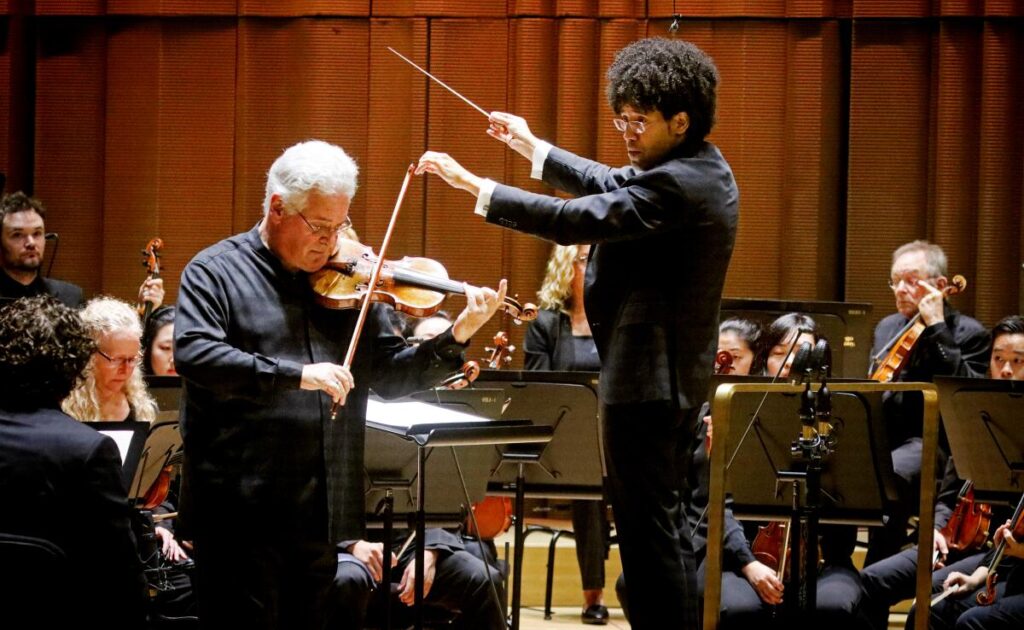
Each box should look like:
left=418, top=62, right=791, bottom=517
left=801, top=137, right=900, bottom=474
left=175, top=140, right=506, bottom=628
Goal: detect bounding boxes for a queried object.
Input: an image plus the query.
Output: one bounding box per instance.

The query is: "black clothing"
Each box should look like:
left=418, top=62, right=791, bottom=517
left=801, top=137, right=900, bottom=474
left=0, top=270, right=83, bottom=307
left=332, top=528, right=505, bottom=630
left=0, top=405, right=148, bottom=628
left=175, top=226, right=468, bottom=628
left=487, top=140, right=738, bottom=629
left=524, top=309, right=606, bottom=590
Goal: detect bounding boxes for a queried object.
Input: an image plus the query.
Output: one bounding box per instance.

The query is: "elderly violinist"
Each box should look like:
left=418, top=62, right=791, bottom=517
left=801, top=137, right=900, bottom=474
left=416, top=38, right=738, bottom=628
left=174, top=140, right=507, bottom=629
left=866, top=240, right=990, bottom=566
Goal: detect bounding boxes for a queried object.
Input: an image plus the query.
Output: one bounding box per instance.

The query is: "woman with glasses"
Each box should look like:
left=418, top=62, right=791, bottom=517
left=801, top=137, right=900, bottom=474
left=62, top=296, right=157, bottom=423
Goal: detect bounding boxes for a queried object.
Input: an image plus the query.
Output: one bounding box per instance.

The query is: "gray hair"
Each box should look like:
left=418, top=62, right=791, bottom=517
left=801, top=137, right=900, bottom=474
left=263, top=140, right=359, bottom=216
left=892, top=240, right=948, bottom=277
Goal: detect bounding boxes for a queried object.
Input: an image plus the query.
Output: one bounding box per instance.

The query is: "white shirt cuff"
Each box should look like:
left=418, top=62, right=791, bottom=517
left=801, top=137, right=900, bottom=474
left=474, top=179, right=498, bottom=217
left=531, top=141, right=553, bottom=180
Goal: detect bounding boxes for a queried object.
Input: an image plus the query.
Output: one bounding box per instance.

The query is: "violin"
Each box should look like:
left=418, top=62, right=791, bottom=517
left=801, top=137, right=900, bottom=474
left=976, top=493, right=1024, bottom=606
left=310, top=238, right=538, bottom=324
left=714, top=350, right=734, bottom=375
left=751, top=520, right=792, bottom=582
left=139, top=451, right=182, bottom=511
left=460, top=332, right=515, bottom=539
left=871, top=275, right=967, bottom=382
left=939, top=481, right=992, bottom=554
left=138, top=237, right=163, bottom=325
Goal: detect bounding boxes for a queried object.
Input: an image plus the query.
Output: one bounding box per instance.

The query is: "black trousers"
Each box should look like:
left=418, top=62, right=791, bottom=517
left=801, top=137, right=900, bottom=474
left=193, top=531, right=337, bottom=630
left=603, top=400, right=698, bottom=629
left=571, top=498, right=609, bottom=591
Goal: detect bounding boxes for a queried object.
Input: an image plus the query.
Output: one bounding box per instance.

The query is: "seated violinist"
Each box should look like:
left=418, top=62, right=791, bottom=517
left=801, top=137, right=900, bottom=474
left=867, top=241, right=990, bottom=565
left=922, top=515, right=1024, bottom=630
left=867, top=315, right=1024, bottom=630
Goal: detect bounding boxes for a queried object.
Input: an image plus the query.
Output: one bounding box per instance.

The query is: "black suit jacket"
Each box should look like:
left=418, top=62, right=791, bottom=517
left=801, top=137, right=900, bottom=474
left=487, top=142, right=739, bottom=409
left=0, top=406, right=148, bottom=628
left=0, top=271, right=84, bottom=308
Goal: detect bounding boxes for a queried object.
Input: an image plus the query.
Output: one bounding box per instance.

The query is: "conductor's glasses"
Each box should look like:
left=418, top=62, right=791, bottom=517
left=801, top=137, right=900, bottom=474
left=612, top=118, right=647, bottom=135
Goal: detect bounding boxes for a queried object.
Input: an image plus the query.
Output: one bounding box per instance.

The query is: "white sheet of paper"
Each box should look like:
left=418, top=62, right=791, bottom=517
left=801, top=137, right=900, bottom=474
left=366, top=398, right=488, bottom=430
left=99, top=429, right=134, bottom=464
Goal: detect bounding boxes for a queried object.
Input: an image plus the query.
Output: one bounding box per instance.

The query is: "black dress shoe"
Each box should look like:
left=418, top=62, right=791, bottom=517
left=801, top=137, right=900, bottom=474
left=581, top=604, right=609, bottom=625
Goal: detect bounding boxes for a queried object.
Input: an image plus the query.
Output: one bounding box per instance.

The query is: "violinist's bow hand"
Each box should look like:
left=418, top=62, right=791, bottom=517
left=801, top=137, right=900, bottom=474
left=451, top=279, right=508, bottom=344
left=415, top=152, right=482, bottom=197
left=486, top=111, right=538, bottom=161
left=301, top=363, right=354, bottom=407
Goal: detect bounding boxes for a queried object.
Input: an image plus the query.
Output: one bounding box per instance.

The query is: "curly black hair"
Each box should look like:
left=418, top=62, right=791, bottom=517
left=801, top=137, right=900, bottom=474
left=606, top=38, right=719, bottom=150
left=0, top=295, right=94, bottom=410
left=142, top=305, right=175, bottom=375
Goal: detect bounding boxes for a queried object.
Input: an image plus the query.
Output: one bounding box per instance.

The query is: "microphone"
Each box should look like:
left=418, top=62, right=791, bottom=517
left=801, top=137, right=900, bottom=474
left=45, top=232, right=59, bottom=241
left=812, top=339, right=833, bottom=442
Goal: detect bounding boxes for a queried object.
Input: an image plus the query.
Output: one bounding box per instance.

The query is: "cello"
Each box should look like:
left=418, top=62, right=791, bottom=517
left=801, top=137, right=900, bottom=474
left=137, top=237, right=163, bottom=326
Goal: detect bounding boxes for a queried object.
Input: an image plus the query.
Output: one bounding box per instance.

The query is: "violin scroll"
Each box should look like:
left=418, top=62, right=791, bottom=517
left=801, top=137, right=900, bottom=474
left=138, top=237, right=164, bottom=323
left=485, top=331, right=514, bottom=369
left=714, top=350, right=734, bottom=375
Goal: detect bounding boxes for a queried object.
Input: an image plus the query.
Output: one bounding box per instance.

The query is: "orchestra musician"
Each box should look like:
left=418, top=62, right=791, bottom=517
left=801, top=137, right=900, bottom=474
left=0, top=295, right=149, bottom=628
left=866, top=315, right=1024, bottom=630
left=416, top=37, right=738, bottom=628
left=0, top=191, right=164, bottom=309
left=142, top=305, right=177, bottom=377
left=523, top=243, right=612, bottom=625
left=867, top=241, right=990, bottom=566
left=174, top=140, right=507, bottom=628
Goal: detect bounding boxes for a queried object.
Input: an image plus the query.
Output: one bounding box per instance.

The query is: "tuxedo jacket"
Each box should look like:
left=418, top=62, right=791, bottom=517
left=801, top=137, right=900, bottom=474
left=0, top=406, right=148, bottom=627
left=487, top=142, right=739, bottom=410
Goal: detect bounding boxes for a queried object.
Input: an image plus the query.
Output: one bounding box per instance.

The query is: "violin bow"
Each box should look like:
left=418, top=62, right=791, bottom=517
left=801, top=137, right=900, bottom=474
left=388, top=47, right=490, bottom=118
left=330, top=164, right=415, bottom=420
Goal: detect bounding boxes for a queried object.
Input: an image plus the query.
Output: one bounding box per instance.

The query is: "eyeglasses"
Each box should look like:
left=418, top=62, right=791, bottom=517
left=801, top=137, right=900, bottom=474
left=97, top=350, right=142, bottom=369
left=573, top=253, right=589, bottom=264
left=888, top=275, right=934, bottom=290
left=296, top=212, right=352, bottom=239
left=612, top=118, right=647, bottom=135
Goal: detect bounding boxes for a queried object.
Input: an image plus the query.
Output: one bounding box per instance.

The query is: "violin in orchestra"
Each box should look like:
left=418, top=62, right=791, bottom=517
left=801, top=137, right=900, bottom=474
left=939, top=481, right=992, bottom=555
left=871, top=274, right=967, bottom=382
left=138, top=237, right=163, bottom=325
left=310, top=238, right=537, bottom=324
left=976, top=493, right=1024, bottom=606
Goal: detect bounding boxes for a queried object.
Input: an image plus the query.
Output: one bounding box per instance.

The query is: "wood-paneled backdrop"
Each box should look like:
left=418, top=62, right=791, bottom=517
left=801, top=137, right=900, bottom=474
left=2, top=1, right=1022, bottom=368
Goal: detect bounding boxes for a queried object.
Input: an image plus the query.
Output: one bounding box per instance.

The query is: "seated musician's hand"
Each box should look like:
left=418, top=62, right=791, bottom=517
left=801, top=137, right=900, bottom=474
left=995, top=521, right=1024, bottom=559
left=916, top=280, right=945, bottom=327
left=398, top=550, right=438, bottom=605
left=301, top=363, right=354, bottom=407
left=487, top=111, right=538, bottom=161
left=741, top=560, right=784, bottom=605
left=154, top=526, right=189, bottom=563
left=451, top=279, right=508, bottom=344
left=943, top=569, right=985, bottom=595
left=139, top=277, right=165, bottom=310
left=415, top=152, right=483, bottom=196
left=348, top=540, right=395, bottom=583
left=933, top=529, right=949, bottom=568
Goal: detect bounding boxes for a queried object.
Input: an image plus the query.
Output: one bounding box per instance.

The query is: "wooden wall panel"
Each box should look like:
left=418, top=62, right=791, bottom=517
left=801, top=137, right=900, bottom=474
left=594, top=19, right=643, bottom=166
left=33, top=19, right=106, bottom=298
left=846, top=22, right=932, bottom=322
left=104, top=19, right=236, bottom=305
left=34, top=1, right=105, bottom=15
left=973, top=22, right=1024, bottom=324
left=931, top=21, right=982, bottom=314
left=1, top=14, right=33, bottom=193
left=235, top=18, right=369, bottom=242
left=239, top=1, right=370, bottom=17
left=107, top=1, right=237, bottom=16
left=365, top=18, right=427, bottom=256
left=372, top=1, right=507, bottom=18
left=424, top=19, right=508, bottom=342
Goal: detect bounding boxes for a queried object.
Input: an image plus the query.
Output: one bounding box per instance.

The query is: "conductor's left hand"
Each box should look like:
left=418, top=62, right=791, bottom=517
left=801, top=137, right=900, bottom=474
left=451, top=279, right=507, bottom=344
left=415, top=152, right=483, bottom=197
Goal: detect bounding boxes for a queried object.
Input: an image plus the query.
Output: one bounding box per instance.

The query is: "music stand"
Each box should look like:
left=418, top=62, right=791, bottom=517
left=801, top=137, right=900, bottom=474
left=935, top=376, right=1024, bottom=496
left=703, top=381, right=939, bottom=630
left=127, top=418, right=183, bottom=505
left=86, top=421, right=149, bottom=491
left=365, top=396, right=553, bottom=630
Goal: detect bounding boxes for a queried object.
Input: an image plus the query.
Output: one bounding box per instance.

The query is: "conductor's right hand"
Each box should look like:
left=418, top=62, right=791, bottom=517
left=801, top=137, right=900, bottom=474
left=302, top=363, right=354, bottom=407
left=488, top=112, right=539, bottom=161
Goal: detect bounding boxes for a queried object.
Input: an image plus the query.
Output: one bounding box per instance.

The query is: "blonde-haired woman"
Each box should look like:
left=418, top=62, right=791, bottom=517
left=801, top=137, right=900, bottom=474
left=62, top=296, right=158, bottom=423
left=525, top=243, right=610, bottom=625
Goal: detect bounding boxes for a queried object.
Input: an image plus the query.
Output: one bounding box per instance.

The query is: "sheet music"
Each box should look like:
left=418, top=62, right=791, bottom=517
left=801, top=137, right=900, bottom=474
left=98, top=429, right=135, bottom=464
left=366, top=398, right=489, bottom=430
